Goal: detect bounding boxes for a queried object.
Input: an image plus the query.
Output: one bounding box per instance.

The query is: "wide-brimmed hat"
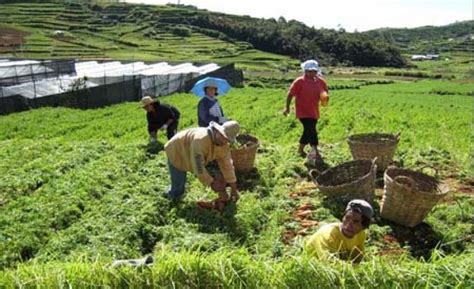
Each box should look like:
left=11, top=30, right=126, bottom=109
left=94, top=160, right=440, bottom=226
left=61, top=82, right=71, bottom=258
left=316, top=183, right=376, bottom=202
left=191, top=77, right=231, bottom=97
left=301, top=60, right=320, bottom=72
left=140, top=96, right=156, bottom=107
left=210, top=120, right=240, bottom=143
left=345, top=199, right=373, bottom=219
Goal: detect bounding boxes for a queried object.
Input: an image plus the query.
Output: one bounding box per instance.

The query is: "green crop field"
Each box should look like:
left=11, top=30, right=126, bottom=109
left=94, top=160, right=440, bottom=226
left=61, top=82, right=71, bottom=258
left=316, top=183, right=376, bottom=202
left=1, top=72, right=473, bottom=287
left=1, top=1, right=474, bottom=288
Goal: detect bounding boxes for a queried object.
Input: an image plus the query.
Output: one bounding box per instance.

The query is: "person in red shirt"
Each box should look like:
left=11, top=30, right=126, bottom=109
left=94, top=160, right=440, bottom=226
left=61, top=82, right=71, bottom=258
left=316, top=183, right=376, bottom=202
left=283, top=60, right=329, bottom=157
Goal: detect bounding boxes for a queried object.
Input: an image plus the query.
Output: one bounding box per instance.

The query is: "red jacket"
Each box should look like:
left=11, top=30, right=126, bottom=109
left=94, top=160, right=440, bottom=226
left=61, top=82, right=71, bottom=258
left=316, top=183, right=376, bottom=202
left=288, top=75, right=328, bottom=119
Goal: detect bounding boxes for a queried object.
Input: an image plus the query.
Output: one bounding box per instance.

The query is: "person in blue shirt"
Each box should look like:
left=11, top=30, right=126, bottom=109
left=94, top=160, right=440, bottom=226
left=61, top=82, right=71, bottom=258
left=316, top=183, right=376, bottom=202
left=197, top=79, right=228, bottom=127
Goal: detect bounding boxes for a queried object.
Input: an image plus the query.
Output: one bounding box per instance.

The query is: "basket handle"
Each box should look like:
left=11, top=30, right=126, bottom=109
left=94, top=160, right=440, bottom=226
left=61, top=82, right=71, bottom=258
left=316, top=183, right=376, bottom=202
left=371, top=157, right=378, bottom=172
left=394, top=175, right=417, bottom=189
left=308, top=169, right=321, bottom=184
left=395, top=132, right=401, bottom=141
left=420, top=165, right=439, bottom=178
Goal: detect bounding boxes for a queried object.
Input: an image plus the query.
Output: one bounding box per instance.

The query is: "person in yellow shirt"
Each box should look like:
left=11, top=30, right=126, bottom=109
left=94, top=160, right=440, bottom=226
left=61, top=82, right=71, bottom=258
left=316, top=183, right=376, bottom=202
left=305, top=199, right=373, bottom=262
left=164, top=121, right=240, bottom=205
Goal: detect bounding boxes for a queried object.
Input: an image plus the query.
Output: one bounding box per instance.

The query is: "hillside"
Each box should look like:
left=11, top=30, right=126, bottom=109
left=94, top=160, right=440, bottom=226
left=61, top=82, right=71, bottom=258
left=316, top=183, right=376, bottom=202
left=363, top=21, right=474, bottom=54
left=0, top=2, right=294, bottom=71
left=0, top=1, right=405, bottom=68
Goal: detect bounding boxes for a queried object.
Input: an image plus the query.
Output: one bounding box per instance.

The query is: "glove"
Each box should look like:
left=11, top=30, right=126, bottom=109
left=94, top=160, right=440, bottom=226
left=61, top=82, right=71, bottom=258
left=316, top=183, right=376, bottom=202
left=160, top=124, right=168, bottom=130
left=150, top=137, right=157, bottom=144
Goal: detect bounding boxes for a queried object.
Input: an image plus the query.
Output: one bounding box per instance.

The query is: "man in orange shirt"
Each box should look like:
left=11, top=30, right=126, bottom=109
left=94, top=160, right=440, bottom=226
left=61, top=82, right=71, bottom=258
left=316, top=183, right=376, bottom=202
left=283, top=60, right=329, bottom=158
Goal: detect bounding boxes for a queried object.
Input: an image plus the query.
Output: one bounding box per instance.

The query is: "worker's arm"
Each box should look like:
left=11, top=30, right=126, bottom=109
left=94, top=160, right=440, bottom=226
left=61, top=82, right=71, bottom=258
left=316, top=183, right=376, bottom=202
left=189, top=140, right=214, bottom=186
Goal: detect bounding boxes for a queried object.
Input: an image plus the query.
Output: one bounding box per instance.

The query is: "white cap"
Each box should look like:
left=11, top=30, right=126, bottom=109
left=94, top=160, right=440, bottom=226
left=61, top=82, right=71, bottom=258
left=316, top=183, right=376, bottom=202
left=301, top=60, right=320, bottom=72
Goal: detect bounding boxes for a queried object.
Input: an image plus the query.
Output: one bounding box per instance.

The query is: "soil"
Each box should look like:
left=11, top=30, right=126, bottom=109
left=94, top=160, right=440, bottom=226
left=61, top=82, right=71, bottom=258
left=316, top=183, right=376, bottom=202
left=387, top=222, right=444, bottom=259
left=0, top=27, right=30, bottom=52
left=438, top=177, right=473, bottom=204
left=379, top=248, right=407, bottom=256
left=288, top=181, right=317, bottom=199
left=282, top=200, right=320, bottom=244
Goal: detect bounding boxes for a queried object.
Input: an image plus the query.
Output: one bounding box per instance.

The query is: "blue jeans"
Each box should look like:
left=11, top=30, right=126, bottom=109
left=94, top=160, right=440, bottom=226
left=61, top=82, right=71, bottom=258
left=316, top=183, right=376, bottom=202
left=166, top=159, right=187, bottom=200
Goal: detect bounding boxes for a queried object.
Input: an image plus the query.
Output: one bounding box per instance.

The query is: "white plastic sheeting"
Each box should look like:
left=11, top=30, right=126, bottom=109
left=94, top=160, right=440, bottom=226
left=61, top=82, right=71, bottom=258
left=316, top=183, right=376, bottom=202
left=87, top=62, right=148, bottom=85
left=1, top=60, right=220, bottom=99
left=139, top=63, right=222, bottom=96
left=1, top=77, right=99, bottom=99
left=0, top=60, right=52, bottom=79
left=0, top=60, right=40, bottom=67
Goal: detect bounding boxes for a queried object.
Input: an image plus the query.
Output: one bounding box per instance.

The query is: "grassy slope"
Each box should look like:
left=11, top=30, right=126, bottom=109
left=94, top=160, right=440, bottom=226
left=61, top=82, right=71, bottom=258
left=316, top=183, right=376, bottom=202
left=0, top=77, right=473, bottom=287
left=0, top=3, right=296, bottom=70
left=363, top=20, right=474, bottom=53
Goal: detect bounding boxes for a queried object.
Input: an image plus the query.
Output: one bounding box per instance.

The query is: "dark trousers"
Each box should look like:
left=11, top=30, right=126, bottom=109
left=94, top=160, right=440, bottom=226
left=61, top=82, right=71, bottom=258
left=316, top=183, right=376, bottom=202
left=299, top=118, right=318, bottom=146
left=166, top=120, right=179, bottom=140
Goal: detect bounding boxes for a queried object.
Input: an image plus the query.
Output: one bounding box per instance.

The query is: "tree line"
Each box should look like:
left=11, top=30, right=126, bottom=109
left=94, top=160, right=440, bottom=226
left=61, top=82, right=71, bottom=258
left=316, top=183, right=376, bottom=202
left=159, top=6, right=407, bottom=67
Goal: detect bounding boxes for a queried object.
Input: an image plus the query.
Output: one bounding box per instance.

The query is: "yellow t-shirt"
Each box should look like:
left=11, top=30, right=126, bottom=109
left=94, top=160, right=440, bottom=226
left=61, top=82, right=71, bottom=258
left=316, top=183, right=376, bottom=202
left=305, top=222, right=366, bottom=261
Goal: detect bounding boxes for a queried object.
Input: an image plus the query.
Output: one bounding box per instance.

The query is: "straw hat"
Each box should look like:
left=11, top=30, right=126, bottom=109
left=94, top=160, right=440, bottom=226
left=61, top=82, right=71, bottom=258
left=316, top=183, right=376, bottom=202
left=210, top=120, right=240, bottom=143
left=140, top=96, right=156, bottom=107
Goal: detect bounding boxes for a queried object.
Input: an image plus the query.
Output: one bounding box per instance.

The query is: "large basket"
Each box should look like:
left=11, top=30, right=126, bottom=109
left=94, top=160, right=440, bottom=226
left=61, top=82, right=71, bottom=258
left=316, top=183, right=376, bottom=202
left=310, top=158, right=377, bottom=203
left=348, top=133, right=400, bottom=172
left=380, top=167, right=449, bottom=227
left=230, top=134, right=259, bottom=172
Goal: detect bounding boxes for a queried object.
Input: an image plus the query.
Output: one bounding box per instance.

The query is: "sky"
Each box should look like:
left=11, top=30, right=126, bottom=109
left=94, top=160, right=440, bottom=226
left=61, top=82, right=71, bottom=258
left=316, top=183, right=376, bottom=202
left=122, top=0, right=472, bottom=32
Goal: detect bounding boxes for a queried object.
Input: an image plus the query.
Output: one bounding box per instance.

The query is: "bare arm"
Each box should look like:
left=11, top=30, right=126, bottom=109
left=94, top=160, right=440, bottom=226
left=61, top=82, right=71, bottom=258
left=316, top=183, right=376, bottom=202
left=283, top=95, right=292, bottom=116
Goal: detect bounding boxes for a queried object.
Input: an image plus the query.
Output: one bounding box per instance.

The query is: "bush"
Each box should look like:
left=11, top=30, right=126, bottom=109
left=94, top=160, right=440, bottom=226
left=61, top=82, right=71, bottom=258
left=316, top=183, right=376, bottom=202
left=171, top=25, right=192, bottom=37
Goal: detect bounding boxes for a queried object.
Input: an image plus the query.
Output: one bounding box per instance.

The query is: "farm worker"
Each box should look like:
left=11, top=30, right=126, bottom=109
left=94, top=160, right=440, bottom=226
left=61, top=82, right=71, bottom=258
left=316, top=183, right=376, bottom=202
left=305, top=199, right=373, bottom=263
left=283, top=60, right=329, bottom=158
left=163, top=120, right=240, bottom=204
left=141, top=96, right=180, bottom=143
left=197, top=79, right=228, bottom=127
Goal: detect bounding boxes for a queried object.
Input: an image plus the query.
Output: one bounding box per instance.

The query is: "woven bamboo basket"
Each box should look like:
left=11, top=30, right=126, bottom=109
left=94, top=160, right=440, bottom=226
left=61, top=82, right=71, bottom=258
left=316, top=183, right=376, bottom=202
left=380, top=167, right=449, bottom=227
left=309, top=158, right=377, bottom=203
left=348, top=133, right=400, bottom=172
left=230, top=134, right=259, bottom=172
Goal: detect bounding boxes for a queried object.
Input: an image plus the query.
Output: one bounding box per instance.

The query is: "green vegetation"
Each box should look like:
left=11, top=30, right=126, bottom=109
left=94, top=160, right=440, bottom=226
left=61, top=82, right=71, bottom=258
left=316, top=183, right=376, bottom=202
left=0, top=2, right=295, bottom=70
left=1, top=75, right=473, bottom=287
left=0, top=1, right=473, bottom=288
left=0, top=252, right=472, bottom=288
left=363, top=21, right=474, bottom=54
left=0, top=1, right=405, bottom=68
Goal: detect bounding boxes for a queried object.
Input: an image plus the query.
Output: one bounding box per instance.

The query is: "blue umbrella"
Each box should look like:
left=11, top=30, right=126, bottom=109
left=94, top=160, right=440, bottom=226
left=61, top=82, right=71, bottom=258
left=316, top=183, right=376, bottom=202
left=190, top=77, right=231, bottom=97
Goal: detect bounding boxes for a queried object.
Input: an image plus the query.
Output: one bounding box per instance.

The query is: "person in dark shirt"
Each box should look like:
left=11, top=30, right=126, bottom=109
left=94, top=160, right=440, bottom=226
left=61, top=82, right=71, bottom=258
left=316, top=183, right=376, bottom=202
left=141, top=96, right=180, bottom=143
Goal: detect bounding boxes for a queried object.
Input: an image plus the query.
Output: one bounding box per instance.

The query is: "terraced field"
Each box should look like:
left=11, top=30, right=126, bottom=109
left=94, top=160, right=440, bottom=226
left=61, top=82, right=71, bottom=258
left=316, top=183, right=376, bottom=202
left=0, top=2, right=296, bottom=69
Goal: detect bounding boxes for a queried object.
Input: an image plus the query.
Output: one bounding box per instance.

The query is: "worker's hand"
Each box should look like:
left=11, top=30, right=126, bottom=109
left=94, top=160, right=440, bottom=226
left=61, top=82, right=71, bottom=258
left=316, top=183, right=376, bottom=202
left=217, top=191, right=229, bottom=202
left=160, top=124, right=168, bottom=130
left=211, top=177, right=226, bottom=193
left=230, top=190, right=239, bottom=202
left=218, top=116, right=228, bottom=124
left=282, top=107, right=290, bottom=116
left=149, top=136, right=157, bottom=144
